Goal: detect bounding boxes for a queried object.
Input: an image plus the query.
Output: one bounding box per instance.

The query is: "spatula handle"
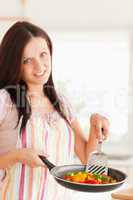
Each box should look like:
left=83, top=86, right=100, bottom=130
left=97, top=141, right=102, bottom=153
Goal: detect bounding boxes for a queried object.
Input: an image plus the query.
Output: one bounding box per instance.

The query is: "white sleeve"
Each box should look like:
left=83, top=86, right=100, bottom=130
left=59, top=93, right=77, bottom=124
left=0, top=90, right=11, bottom=185
left=0, top=89, right=10, bottom=125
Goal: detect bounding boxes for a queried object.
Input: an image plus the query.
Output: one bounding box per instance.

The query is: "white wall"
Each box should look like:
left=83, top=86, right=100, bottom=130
left=0, top=0, right=133, bottom=33
left=26, top=0, right=133, bottom=31
left=0, top=0, right=22, bottom=16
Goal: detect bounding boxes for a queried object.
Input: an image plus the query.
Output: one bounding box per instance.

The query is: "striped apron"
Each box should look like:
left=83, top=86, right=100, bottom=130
left=0, top=112, right=74, bottom=200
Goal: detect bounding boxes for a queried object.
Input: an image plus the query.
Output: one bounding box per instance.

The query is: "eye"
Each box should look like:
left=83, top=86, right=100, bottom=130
left=40, top=51, right=47, bottom=57
left=23, top=58, right=32, bottom=64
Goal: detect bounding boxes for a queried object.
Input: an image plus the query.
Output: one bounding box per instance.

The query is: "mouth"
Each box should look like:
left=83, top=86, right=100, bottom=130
left=34, top=70, right=46, bottom=77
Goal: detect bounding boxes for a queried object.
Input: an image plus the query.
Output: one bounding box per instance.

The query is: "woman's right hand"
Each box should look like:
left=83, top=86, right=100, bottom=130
left=15, top=148, right=47, bottom=168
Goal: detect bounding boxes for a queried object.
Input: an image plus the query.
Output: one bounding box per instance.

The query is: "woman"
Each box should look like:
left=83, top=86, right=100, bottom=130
left=0, top=21, right=109, bottom=199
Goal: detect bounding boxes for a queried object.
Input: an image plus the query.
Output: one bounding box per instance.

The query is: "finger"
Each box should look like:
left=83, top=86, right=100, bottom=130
left=90, top=113, right=109, bottom=141
left=102, top=117, right=110, bottom=140
left=95, top=123, right=103, bottom=141
left=37, top=150, right=49, bottom=158
left=90, top=114, right=103, bottom=141
left=101, top=128, right=108, bottom=140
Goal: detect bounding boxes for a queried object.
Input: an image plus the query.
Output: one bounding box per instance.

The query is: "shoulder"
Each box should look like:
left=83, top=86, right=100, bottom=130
left=0, top=89, right=12, bottom=104
left=58, top=92, right=67, bottom=103
left=0, top=89, right=12, bottom=124
left=57, top=92, right=71, bottom=109
left=0, top=89, right=9, bottom=96
left=57, top=92, right=71, bottom=105
left=0, top=89, right=10, bottom=105
left=57, top=92, right=77, bottom=123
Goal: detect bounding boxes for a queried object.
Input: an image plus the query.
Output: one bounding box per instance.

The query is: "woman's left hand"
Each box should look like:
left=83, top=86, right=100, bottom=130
left=71, top=112, right=109, bottom=164
left=90, top=113, right=109, bottom=142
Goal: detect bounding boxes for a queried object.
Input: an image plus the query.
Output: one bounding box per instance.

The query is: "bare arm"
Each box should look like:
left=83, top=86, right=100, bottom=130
left=0, top=148, right=46, bottom=169
left=71, top=114, right=109, bottom=165
left=71, top=119, right=87, bottom=164
left=0, top=149, right=18, bottom=169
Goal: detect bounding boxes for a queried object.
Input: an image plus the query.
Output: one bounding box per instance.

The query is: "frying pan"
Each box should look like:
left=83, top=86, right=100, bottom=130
left=39, top=155, right=127, bottom=192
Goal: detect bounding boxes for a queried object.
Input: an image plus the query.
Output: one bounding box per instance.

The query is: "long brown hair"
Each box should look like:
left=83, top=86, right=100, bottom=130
left=0, top=21, right=70, bottom=134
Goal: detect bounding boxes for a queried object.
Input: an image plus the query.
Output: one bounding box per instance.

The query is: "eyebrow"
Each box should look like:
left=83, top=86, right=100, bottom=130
left=23, top=56, right=31, bottom=60
left=23, top=48, right=49, bottom=58
left=42, top=48, right=49, bottom=52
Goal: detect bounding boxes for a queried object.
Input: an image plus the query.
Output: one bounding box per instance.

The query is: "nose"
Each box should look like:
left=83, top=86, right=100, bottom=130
left=34, top=59, right=46, bottom=72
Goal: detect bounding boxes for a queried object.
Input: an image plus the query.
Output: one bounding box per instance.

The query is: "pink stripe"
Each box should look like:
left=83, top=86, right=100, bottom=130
left=36, top=127, right=47, bottom=200
left=55, top=128, right=61, bottom=164
left=18, top=164, right=25, bottom=200
left=36, top=168, right=44, bottom=200
left=28, top=118, right=35, bottom=200
left=19, top=128, right=26, bottom=200
left=53, top=127, right=61, bottom=200
left=41, top=170, right=47, bottom=200
left=40, top=128, right=48, bottom=200
left=41, top=129, right=48, bottom=200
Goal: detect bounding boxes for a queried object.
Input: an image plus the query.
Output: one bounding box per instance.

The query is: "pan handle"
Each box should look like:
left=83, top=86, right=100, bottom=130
left=39, top=155, right=55, bottom=171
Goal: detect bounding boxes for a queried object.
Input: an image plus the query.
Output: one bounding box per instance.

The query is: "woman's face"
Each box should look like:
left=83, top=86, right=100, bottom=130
left=21, top=37, right=51, bottom=90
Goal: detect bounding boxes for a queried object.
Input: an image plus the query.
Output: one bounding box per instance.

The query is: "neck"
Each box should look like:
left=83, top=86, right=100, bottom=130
left=27, top=85, right=45, bottom=97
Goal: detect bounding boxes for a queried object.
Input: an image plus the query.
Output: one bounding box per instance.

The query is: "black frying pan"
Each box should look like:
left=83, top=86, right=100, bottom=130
left=39, top=155, right=127, bottom=192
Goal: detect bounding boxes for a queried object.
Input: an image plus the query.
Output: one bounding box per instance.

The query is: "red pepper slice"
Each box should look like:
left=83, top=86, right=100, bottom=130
left=85, top=179, right=99, bottom=184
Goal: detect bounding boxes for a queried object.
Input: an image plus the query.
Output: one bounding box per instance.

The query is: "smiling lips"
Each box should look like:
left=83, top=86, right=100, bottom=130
left=34, top=70, right=46, bottom=77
